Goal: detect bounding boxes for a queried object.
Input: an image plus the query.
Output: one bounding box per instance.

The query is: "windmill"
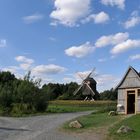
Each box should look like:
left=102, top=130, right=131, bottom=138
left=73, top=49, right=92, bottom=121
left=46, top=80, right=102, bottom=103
left=73, top=68, right=99, bottom=101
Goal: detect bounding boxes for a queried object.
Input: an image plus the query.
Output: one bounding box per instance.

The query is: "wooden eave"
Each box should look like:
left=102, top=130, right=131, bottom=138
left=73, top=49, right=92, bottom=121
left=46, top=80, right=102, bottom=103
left=115, top=66, right=140, bottom=90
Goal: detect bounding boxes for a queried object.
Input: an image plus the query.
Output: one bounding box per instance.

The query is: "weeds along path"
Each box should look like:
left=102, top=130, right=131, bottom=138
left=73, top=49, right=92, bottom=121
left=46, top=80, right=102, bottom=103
left=0, top=111, right=101, bottom=140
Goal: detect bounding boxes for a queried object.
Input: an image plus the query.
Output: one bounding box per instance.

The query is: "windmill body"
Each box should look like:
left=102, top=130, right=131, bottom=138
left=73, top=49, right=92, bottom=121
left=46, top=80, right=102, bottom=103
left=73, top=68, right=99, bottom=101
left=83, top=78, right=96, bottom=94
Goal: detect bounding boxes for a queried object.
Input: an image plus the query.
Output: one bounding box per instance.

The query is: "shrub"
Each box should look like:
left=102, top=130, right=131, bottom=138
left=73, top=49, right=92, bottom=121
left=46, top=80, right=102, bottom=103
left=0, top=86, right=13, bottom=108
left=11, top=103, right=34, bottom=116
left=33, top=91, right=49, bottom=112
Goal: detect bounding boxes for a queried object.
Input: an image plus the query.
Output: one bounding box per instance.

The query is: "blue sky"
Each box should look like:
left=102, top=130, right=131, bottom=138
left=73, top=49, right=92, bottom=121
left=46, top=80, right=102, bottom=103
left=0, top=0, right=140, bottom=91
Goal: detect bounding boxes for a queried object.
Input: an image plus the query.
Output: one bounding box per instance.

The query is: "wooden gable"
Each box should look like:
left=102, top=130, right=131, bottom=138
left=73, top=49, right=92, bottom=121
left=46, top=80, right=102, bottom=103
left=116, top=66, right=140, bottom=89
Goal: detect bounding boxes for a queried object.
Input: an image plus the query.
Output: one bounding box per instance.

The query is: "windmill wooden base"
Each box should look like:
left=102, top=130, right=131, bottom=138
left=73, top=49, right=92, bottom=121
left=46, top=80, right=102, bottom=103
left=84, top=96, right=95, bottom=101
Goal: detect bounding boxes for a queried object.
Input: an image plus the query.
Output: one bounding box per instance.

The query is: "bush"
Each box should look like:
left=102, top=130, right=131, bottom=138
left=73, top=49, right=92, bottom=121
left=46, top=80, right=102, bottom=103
left=0, top=71, right=49, bottom=116
left=33, top=90, right=49, bottom=112
left=0, top=86, right=13, bottom=108
left=100, top=88, right=117, bottom=101
left=11, top=103, right=34, bottom=116
left=34, top=97, right=48, bottom=112
left=0, top=106, right=12, bottom=116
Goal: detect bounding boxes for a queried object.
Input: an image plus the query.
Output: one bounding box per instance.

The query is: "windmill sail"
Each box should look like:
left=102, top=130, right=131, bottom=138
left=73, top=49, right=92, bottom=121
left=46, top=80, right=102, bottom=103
left=85, top=68, right=96, bottom=79
left=73, top=68, right=98, bottom=99
left=85, top=83, right=95, bottom=96
left=73, top=84, right=83, bottom=95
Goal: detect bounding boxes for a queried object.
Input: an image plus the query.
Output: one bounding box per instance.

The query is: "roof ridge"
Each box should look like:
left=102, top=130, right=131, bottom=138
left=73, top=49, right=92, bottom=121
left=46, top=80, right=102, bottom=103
left=131, top=66, right=140, bottom=78
left=114, top=66, right=140, bottom=90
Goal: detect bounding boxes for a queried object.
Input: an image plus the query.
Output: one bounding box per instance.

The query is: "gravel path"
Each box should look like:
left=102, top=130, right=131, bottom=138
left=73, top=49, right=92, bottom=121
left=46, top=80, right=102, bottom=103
left=0, top=111, right=103, bottom=140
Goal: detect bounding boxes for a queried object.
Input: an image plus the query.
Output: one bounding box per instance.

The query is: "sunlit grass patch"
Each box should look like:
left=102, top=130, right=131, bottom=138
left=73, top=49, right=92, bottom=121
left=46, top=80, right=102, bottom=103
left=63, top=113, right=122, bottom=131
left=108, top=114, right=140, bottom=140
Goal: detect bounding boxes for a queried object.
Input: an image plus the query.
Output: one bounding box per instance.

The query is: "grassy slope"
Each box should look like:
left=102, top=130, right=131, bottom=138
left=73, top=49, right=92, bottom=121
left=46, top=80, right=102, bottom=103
left=109, top=114, right=140, bottom=140
left=63, top=113, right=122, bottom=131
left=62, top=110, right=140, bottom=140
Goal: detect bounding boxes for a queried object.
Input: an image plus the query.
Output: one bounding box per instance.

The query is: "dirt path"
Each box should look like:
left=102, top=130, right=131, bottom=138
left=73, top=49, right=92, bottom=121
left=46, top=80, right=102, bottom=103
left=0, top=111, right=105, bottom=140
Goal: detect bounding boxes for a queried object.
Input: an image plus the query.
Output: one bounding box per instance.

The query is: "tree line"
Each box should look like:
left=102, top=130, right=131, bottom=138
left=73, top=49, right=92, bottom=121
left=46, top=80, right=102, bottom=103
left=41, top=82, right=117, bottom=101
left=0, top=71, right=117, bottom=115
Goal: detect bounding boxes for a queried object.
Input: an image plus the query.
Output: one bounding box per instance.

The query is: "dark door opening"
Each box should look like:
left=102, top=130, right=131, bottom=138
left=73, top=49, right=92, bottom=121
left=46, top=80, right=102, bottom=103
left=127, top=94, right=135, bottom=114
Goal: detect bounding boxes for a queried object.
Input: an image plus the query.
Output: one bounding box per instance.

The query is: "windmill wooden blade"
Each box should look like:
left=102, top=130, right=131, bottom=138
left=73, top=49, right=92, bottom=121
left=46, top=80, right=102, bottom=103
left=77, top=73, right=84, bottom=80
left=85, top=83, right=95, bottom=96
left=73, top=84, right=83, bottom=95
left=85, top=68, right=96, bottom=79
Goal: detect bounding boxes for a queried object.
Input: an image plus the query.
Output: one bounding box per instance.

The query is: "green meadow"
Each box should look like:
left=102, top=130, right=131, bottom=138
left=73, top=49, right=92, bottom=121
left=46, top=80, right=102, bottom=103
left=47, top=100, right=116, bottom=113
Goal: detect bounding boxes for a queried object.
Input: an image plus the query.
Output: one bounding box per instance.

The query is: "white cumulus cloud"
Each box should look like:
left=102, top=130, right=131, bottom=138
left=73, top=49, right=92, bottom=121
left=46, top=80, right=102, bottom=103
left=96, top=74, right=119, bottom=91
left=19, top=63, right=32, bottom=71
left=129, top=54, right=140, bottom=61
left=2, top=66, right=19, bottom=74
left=101, top=0, right=125, bottom=10
left=2, top=66, right=23, bottom=79
left=15, top=56, right=34, bottom=64
left=123, top=11, right=140, bottom=29
left=111, top=39, right=140, bottom=54
left=63, top=77, right=75, bottom=83
left=50, top=0, right=91, bottom=27
left=76, top=70, right=92, bottom=79
left=65, top=42, right=95, bottom=58
left=73, top=70, right=97, bottom=83
left=0, top=39, right=7, bottom=48
left=82, top=12, right=110, bottom=24
left=22, top=13, right=44, bottom=24
left=32, top=64, right=66, bottom=75
left=95, top=32, right=129, bottom=48
left=15, top=56, right=34, bottom=70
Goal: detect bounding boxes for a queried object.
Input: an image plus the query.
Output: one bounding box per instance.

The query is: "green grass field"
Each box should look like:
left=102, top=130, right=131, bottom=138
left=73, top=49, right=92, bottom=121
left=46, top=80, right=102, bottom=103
left=47, top=100, right=116, bottom=113
left=47, top=105, right=96, bottom=113
left=63, top=113, right=123, bottom=131
left=0, top=100, right=116, bottom=116
left=108, top=114, right=140, bottom=140
left=57, top=100, right=140, bottom=140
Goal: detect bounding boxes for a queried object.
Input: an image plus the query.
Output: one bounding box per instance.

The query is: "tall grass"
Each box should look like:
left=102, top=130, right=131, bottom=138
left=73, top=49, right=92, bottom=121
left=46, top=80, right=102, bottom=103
left=50, top=100, right=116, bottom=106
left=47, top=100, right=117, bottom=113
